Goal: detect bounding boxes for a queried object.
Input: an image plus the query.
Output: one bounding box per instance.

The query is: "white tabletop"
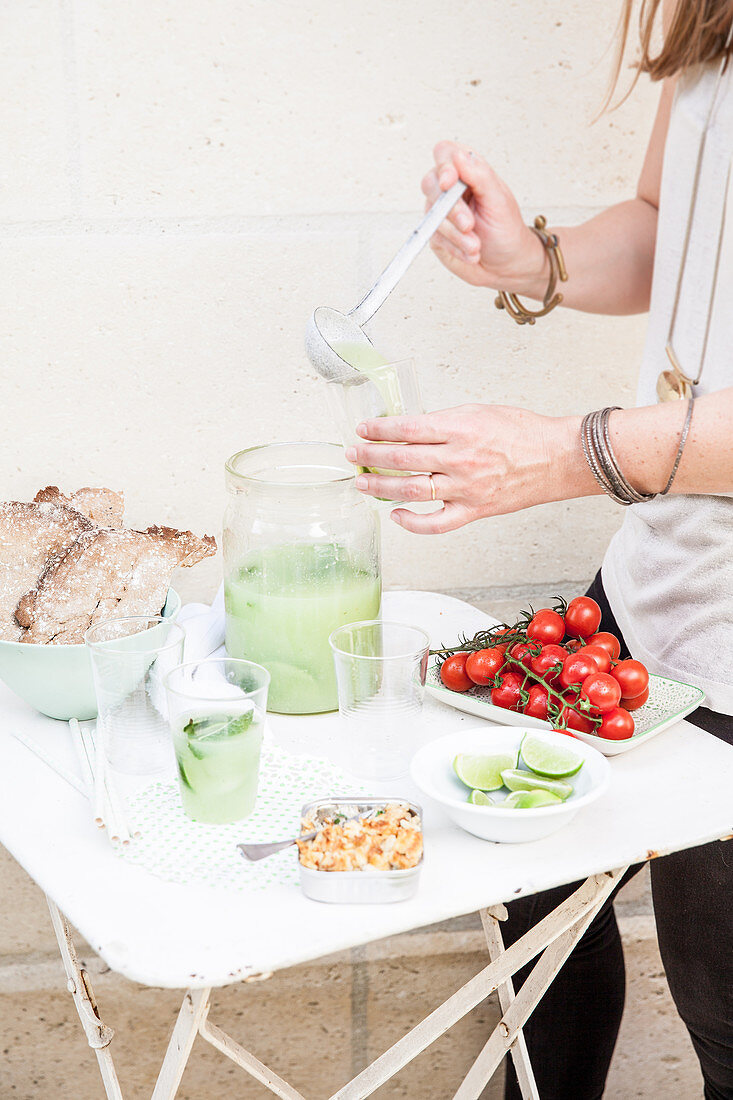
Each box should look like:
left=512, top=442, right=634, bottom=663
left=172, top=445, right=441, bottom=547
left=0, top=591, right=731, bottom=990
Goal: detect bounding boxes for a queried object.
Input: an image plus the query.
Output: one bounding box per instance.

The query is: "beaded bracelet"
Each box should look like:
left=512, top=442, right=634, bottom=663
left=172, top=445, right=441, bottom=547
left=495, top=216, right=568, bottom=326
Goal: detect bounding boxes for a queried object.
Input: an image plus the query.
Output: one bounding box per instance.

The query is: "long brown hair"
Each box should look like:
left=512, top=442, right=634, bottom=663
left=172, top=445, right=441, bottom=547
left=612, top=0, right=733, bottom=101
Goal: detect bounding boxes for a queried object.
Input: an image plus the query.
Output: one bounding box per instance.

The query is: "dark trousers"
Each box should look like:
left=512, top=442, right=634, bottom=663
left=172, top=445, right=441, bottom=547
left=503, top=573, right=733, bottom=1100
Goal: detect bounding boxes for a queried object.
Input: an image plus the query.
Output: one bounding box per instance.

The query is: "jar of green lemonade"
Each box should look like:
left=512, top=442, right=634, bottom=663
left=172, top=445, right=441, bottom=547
left=223, top=442, right=381, bottom=714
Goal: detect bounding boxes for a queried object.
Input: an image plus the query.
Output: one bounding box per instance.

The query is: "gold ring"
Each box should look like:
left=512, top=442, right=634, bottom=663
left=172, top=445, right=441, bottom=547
left=428, top=473, right=437, bottom=501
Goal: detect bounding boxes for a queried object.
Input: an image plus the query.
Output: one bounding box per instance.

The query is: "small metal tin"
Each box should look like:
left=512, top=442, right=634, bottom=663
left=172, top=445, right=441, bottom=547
left=298, top=798, right=423, bottom=904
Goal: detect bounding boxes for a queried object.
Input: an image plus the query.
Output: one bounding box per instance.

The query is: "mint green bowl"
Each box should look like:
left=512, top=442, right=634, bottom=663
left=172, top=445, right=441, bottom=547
left=0, top=589, right=181, bottom=722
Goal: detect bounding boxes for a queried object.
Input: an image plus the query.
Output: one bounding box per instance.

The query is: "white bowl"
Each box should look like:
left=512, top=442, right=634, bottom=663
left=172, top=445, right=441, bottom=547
left=410, top=726, right=610, bottom=844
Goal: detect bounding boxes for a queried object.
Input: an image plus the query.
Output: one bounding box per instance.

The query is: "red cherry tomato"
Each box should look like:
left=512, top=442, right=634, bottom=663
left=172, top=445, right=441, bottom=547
left=563, top=596, right=602, bottom=639
left=490, top=671, right=524, bottom=711
left=622, top=685, right=649, bottom=711
left=587, top=631, right=622, bottom=660
left=598, top=707, right=636, bottom=740
left=581, top=644, right=612, bottom=675
left=580, top=672, right=622, bottom=714
left=559, top=652, right=599, bottom=690
left=508, top=642, right=535, bottom=670
left=465, top=647, right=505, bottom=685
left=564, top=638, right=583, bottom=653
left=523, top=684, right=549, bottom=721
left=526, top=642, right=563, bottom=682
left=557, top=702, right=596, bottom=734
left=611, top=659, right=650, bottom=700
left=440, top=652, right=473, bottom=693
left=526, top=608, right=565, bottom=646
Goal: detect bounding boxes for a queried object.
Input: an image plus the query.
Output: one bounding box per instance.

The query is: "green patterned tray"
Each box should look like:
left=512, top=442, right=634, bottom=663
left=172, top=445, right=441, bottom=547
left=426, top=667, right=705, bottom=756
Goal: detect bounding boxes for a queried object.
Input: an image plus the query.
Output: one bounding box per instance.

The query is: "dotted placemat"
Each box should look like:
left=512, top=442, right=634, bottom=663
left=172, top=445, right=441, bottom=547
left=122, top=745, right=366, bottom=892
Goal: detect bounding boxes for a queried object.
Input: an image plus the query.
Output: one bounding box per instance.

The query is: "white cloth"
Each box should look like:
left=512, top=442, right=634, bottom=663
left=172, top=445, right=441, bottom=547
left=177, top=584, right=226, bottom=663
left=602, top=62, right=733, bottom=714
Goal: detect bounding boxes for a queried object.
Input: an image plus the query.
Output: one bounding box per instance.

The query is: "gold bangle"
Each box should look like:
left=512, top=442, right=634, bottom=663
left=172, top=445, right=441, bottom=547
left=495, top=216, right=568, bottom=326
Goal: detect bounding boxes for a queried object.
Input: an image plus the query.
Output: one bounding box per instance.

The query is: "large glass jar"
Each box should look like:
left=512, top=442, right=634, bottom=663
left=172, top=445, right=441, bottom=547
left=223, top=442, right=381, bottom=714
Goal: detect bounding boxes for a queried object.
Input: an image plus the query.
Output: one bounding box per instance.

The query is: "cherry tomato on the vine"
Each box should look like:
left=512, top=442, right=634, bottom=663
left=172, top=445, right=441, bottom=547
left=598, top=707, right=635, bottom=740
left=587, top=631, right=622, bottom=660
left=580, top=672, right=622, bottom=714
left=622, top=685, right=649, bottom=711
left=523, top=684, right=549, bottom=721
left=529, top=643, right=567, bottom=684
left=440, top=652, right=473, bottom=693
left=559, top=652, right=599, bottom=690
left=491, top=671, right=524, bottom=711
left=557, top=702, right=596, bottom=734
left=526, top=608, right=565, bottom=646
left=508, top=642, right=535, bottom=670
left=564, top=596, right=602, bottom=639
left=582, top=644, right=613, bottom=675
left=465, top=647, right=505, bottom=685
left=611, top=660, right=649, bottom=700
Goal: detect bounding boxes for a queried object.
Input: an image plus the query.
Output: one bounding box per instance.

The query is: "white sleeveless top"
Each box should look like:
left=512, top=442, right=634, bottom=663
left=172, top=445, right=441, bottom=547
left=602, top=61, right=733, bottom=714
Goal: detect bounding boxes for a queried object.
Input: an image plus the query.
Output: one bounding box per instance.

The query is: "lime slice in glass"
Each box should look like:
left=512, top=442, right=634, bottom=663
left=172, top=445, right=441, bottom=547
left=467, top=789, right=494, bottom=806
left=502, top=789, right=565, bottom=809
left=453, top=753, right=517, bottom=791
left=500, top=769, right=573, bottom=801
left=520, top=736, right=584, bottom=779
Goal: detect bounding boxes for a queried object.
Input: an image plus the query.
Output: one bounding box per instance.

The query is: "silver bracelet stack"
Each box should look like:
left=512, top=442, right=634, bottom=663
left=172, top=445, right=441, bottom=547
left=581, top=401, right=695, bottom=506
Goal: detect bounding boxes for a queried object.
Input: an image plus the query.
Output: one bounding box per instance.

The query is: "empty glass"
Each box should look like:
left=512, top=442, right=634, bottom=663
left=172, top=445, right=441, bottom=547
left=329, top=620, right=430, bottom=781
left=165, top=658, right=270, bottom=825
left=85, top=617, right=185, bottom=775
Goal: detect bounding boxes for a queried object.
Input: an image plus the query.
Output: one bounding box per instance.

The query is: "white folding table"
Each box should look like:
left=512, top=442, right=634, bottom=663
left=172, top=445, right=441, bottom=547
left=1, top=591, right=731, bottom=1100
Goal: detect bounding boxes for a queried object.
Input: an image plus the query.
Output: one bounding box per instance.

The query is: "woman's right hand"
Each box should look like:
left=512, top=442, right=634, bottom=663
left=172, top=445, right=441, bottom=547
left=422, top=141, right=547, bottom=294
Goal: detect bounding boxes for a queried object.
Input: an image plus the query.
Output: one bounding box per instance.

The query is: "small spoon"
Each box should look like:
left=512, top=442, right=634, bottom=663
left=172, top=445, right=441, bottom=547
left=237, top=810, right=374, bottom=862
left=305, top=180, right=467, bottom=384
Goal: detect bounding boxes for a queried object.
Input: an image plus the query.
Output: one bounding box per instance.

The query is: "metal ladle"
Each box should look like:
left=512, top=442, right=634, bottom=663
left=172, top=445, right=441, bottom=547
left=305, top=181, right=467, bottom=383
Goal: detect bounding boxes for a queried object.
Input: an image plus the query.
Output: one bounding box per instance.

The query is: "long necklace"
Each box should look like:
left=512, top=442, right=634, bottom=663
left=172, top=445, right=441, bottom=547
left=657, top=25, right=733, bottom=402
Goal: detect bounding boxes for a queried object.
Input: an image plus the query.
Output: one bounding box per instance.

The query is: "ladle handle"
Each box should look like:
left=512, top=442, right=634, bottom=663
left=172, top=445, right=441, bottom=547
left=348, top=180, right=467, bottom=328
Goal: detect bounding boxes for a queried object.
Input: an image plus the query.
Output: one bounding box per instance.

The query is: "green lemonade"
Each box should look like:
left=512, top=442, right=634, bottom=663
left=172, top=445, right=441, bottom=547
left=333, top=341, right=411, bottom=482
left=173, top=706, right=264, bottom=824
left=225, top=543, right=381, bottom=714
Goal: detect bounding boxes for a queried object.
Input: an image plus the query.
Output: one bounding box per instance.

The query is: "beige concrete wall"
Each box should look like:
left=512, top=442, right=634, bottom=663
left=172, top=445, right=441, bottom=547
left=0, top=0, right=658, bottom=604
left=0, top=2, right=691, bottom=1097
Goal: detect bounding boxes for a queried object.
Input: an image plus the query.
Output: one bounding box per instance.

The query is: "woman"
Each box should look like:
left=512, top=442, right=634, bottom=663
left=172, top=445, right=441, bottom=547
left=345, top=1, right=733, bottom=1097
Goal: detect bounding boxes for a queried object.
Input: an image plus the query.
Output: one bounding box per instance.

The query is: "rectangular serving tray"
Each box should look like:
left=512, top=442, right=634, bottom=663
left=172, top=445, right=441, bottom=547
left=426, top=665, right=705, bottom=757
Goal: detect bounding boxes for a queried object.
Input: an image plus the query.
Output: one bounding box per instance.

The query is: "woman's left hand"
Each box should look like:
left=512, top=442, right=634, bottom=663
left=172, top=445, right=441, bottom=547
left=345, top=404, right=589, bottom=533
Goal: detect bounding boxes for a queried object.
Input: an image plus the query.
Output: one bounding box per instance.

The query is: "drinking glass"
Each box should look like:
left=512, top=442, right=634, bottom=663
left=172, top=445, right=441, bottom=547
left=165, top=658, right=270, bottom=824
left=85, top=617, right=185, bottom=775
left=329, top=620, right=430, bottom=781
left=326, top=358, right=422, bottom=469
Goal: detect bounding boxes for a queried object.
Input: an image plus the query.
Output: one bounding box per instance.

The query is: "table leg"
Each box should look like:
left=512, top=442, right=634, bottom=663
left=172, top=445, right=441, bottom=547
left=478, top=905, right=539, bottom=1100
left=151, top=988, right=211, bottom=1100
left=327, top=868, right=627, bottom=1100
left=453, top=869, right=625, bottom=1100
left=45, top=895, right=123, bottom=1100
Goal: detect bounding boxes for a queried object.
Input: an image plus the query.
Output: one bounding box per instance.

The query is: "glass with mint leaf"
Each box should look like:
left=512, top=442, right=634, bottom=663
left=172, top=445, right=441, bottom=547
left=164, top=658, right=270, bottom=824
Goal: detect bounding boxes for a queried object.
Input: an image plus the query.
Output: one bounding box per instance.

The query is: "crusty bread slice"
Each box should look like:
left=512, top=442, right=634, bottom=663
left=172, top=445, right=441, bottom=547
left=0, top=501, right=93, bottom=641
left=34, top=486, right=125, bottom=528
left=17, top=525, right=216, bottom=644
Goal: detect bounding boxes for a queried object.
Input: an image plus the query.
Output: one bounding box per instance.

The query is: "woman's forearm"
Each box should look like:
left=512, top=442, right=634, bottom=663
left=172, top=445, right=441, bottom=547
left=551, top=388, right=733, bottom=500
left=510, top=198, right=659, bottom=316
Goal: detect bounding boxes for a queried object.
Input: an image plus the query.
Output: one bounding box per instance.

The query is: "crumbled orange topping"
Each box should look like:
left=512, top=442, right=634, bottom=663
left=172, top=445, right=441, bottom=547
left=297, top=803, right=423, bottom=872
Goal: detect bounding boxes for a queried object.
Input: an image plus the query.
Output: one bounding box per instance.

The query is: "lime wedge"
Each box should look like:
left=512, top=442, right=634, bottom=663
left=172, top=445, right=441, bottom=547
left=501, top=769, right=573, bottom=801
left=519, top=736, right=584, bottom=779
left=453, top=752, right=517, bottom=791
left=468, top=789, right=494, bottom=806
left=502, top=789, right=565, bottom=809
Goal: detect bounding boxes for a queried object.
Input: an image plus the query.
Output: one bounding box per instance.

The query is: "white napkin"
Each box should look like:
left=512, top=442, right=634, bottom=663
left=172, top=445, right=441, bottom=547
left=178, top=583, right=226, bottom=663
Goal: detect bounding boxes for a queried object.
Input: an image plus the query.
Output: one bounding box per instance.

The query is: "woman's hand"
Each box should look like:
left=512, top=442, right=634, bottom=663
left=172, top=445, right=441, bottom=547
left=423, top=141, right=548, bottom=295
left=345, top=405, right=595, bottom=534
